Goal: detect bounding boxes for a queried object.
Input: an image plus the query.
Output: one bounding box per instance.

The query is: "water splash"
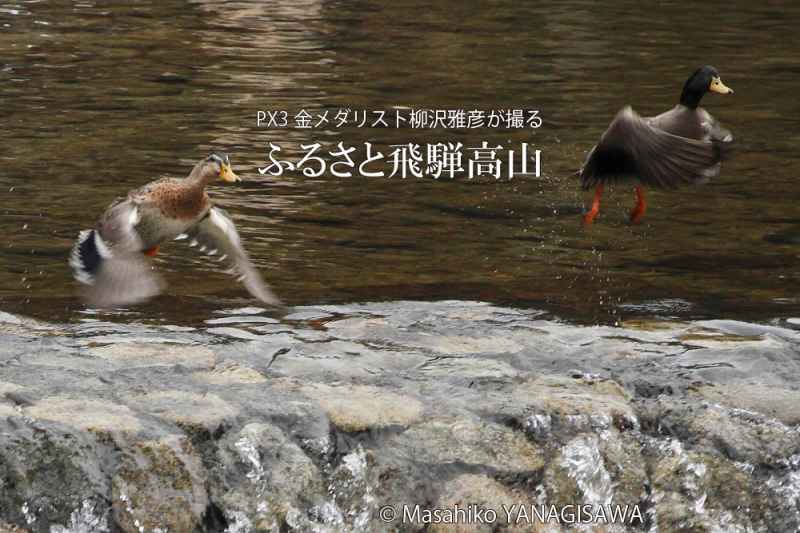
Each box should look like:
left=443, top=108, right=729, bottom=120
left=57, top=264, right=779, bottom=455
left=50, top=500, right=109, bottom=533
left=560, top=435, right=615, bottom=506
left=524, top=413, right=552, bottom=441
left=223, top=511, right=253, bottom=533
left=766, top=454, right=800, bottom=527
left=303, top=446, right=376, bottom=533
left=235, top=432, right=266, bottom=486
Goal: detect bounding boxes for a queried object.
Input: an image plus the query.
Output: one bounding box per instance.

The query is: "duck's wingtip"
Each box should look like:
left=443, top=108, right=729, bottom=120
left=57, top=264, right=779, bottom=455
left=253, top=286, right=283, bottom=308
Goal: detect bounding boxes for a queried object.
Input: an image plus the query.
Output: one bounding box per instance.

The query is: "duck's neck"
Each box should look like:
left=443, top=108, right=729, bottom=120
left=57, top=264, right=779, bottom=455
left=679, top=88, right=705, bottom=109
left=185, top=163, right=216, bottom=190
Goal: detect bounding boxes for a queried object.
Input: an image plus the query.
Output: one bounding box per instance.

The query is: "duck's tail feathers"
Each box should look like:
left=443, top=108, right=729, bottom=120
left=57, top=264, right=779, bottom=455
left=69, top=229, right=111, bottom=286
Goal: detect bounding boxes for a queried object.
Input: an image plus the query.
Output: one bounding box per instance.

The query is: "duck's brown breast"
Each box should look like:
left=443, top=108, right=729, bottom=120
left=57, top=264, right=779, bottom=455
left=148, top=183, right=209, bottom=220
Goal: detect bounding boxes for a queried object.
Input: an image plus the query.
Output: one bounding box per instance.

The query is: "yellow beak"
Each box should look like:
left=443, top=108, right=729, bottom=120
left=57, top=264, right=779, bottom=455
left=220, top=163, right=240, bottom=183
left=709, top=77, right=734, bottom=95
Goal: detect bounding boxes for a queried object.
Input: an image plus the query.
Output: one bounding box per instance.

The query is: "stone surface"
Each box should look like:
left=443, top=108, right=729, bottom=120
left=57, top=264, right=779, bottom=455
left=302, top=383, right=424, bottom=432
left=111, top=436, right=208, bottom=533
left=389, top=417, right=543, bottom=473
left=89, top=342, right=216, bottom=370
left=193, top=361, right=268, bottom=385
left=211, top=423, right=326, bottom=530
left=0, top=300, right=798, bottom=532
left=689, top=383, right=800, bottom=425
left=124, top=391, right=238, bottom=430
left=429, top=474, right=527, bottom=533
left=25, top=397, right=143, bottom=433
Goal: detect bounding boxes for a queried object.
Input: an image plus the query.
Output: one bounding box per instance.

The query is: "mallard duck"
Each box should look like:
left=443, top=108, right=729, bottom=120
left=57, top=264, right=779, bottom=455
left=580, top=65, right=734, bottom=225
left=69, top=153, right=281, bottom=308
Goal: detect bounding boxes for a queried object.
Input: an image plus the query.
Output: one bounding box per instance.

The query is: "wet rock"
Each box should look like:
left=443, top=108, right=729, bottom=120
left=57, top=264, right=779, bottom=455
left=0, top=521, right=29, bottom=533
left=123, top=391, right=237, bottom=432
left=267, top=338, right=428, bottom=380
left=283, top=309, right=334, bottom=321
left=389, top=417, right=543, bottom=473
left=646, top=441, right=763, bottom=532
left=631, top=379, right=673, bottom=399
left=429, top=474, right=527, bottom=533
left=193, top=361, right=267, bottom=385
left=641, top=397, right=799, bottom=466
left=205, top=316, right=279, bottom=325
left=640, top=398, right=800, bottom=532
left=299, top=445, right=375, bottom=532
left=206, top=327, right=263, bottom=340
left=0, top=420, right=108, bottom=530
left=25, top=397, right=143, bottom=433
left=302, top=384, right=424, bottom=432
left=88, top=342, right=216, bottom=370
left=689, top=383, right=800, bottom=425
left=112, top=436, right=207, bottom=533
left=209, top=423, right=325, bottom=530
left=417, top=356, right=521, bottom=380
left=0, top=301, right=798, bottom=531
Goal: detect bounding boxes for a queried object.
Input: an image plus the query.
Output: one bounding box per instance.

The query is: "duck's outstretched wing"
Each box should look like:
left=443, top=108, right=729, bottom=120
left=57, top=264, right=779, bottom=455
left=580, top=106, right=724, bottom=190
left=71, top=199, right=164, bottom=308
left=181, top=207, right=281, bottom=306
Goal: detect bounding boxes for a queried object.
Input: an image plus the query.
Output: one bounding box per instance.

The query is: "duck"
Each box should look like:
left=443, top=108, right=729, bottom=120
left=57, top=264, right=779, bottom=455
left=69, top=153, right=281, bottom=308
left=579, top=65, right=734, bottom=225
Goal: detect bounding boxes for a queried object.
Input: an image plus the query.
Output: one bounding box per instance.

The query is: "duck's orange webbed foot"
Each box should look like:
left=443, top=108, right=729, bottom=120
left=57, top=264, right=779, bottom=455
left=143, top=245, right=160, bottom=257
left=582, top=184, right=604, bottom=225
left=629, top=185, right=647, bottom=225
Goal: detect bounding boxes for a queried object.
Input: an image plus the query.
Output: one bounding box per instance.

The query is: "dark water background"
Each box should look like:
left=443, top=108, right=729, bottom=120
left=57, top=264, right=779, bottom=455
left=1, top=0, right=799, bottom=325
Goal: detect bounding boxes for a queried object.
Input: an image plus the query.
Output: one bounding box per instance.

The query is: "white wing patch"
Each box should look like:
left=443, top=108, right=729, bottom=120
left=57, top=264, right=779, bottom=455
left=127, top=205, right=141, bottom=228
left=209, top=208, right=243, bottom=248
left=94, top=230, right=113, bottom=259
left=104, top=201, right=144, bottom=254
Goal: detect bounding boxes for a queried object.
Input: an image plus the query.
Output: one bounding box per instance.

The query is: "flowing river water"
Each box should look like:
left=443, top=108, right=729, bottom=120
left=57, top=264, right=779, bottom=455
left=1, top=0, right=799, bottom=325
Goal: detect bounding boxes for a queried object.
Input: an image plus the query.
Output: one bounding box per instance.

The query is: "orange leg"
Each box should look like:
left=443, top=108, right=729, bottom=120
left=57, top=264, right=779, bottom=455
left=143, top=245, right=160, bottom=257
left=629, top=185, right=647, bottom=225
left=582, top=184, right=604, bottom=225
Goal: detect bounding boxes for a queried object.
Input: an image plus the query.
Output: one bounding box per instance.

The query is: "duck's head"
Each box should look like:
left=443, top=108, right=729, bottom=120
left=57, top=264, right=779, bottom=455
left=193, top=152, right=240, bottom=183
left=680, top=66, right=733, bottom=108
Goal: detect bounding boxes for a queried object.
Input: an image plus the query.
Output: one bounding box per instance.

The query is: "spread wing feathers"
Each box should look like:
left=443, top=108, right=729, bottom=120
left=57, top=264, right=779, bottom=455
left=71, top=200, right=164, bottom=308
left=97, top=199, right=144, bottom=253
left=182, top=207, right=281, bottom=306
left=580, top=106, right=724, bottom=190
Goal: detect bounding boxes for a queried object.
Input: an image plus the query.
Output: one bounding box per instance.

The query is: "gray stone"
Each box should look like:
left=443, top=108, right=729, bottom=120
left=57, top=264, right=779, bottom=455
left=0, top=301, right=798, bottom=532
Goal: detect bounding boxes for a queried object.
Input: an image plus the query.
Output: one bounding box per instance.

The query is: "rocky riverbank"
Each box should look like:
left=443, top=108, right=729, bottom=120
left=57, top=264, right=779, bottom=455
left=1, top=301, right=799, bottom=532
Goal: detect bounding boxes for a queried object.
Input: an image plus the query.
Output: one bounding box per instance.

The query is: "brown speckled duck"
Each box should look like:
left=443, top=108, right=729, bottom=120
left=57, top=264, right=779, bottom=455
left=580, top=65, right=734, bottom=225
left=70, top=153, right=280, bottom=308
